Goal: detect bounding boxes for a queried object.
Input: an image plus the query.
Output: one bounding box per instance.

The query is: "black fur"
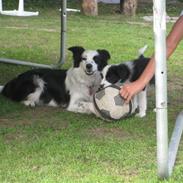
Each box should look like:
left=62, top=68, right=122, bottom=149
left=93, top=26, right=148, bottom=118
left=1, top=46, right=110, bottom=108
left=68, top=46, right=85, bottom=67
left=105, top=55, right=154, bottom=85
left=2, top=69, right=70, bottom=106
left=106, top=64, right=130, bottom=84
left=69, top=46, right=110, bottom=71
left=131, top=56, right=150, bottom=82
left=95, top=49, right=111, bottom=71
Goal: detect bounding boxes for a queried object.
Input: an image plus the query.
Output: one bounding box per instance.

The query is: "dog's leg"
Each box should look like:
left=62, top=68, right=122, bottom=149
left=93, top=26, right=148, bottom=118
left=131, top=95, right=138, bottom=114
left=136, top=88, right=147, bottom=118
left=78, top=101, right=94, bottom=114
left=67, top=94, right=80, bottom=112
left=22, top=100, right=36, bottom=107
left=47, top=100, right=58, bottom=107
left=67, top=94, right=93, bottom=114
left=22, top=78, right=45, bottom=107
left=67, top=101, right=93, bottom=114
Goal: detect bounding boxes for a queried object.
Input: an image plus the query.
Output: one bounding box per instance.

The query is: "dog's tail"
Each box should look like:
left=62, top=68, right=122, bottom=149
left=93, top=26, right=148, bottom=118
left=138, top=45, right=148, bottom=57
left=0, top=85, right=4, bottom=93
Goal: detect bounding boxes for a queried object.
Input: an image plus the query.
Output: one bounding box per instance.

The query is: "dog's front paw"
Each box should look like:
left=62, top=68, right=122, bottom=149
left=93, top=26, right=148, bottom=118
left=23, top=100, right=36, bottom=107
left=135, top=112, right=146, bottom=118
left=79, top=102, right=93, bottom=114
left=67, top=102, right=92, bottom=114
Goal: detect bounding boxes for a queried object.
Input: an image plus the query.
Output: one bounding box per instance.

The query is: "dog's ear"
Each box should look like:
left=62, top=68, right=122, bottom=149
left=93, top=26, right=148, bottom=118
left=97, top=49, right=110, bottom=61
left=96, top=49, right=111, bottom=71
left=68, top=46, right=85, bottom=67
left=116, top=64, right=130, bottom=82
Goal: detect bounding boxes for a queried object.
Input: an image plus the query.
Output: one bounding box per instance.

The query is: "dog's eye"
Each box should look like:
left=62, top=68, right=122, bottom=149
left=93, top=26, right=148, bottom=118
left=82, top=57, right=87, bottom=61
left=100, top=73, right=103, bottom=79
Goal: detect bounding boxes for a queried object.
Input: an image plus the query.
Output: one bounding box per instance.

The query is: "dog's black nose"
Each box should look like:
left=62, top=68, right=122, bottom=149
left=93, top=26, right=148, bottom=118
left=86, top=64, right=92, bottom=70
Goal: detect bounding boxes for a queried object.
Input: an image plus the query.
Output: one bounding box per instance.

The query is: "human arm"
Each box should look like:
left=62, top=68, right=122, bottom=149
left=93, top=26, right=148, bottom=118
left=120, top=15, right=183, bottom=103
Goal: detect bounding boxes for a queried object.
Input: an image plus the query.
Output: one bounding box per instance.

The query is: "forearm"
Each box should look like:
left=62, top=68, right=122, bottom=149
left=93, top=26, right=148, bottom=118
left=120, top=16, right=183, bottom=102
left=137, top=56, right=155, bottom=88
left=137, top=16, right=183, bottom=88
left=137, top=42, right=177, bottom=88
left=166, top=15, right=183, bottom=58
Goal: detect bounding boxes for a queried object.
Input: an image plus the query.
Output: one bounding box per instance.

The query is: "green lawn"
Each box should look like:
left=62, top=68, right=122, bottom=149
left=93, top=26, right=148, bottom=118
left=0, top=2, right=183, bottom=183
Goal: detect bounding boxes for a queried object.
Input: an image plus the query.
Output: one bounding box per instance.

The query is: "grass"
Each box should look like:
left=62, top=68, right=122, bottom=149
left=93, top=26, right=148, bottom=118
left=0, top=2, right=183, bottom=182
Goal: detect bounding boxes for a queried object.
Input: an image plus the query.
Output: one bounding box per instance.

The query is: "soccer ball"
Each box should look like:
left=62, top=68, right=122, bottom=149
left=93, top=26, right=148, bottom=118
left=93, top=85, right=133, bottom=121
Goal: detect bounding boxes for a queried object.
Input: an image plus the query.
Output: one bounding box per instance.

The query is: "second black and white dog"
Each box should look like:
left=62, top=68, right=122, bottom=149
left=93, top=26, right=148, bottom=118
left=99, top=45, right=154, bottom=117
left=0, top=46, right=110, bottom=114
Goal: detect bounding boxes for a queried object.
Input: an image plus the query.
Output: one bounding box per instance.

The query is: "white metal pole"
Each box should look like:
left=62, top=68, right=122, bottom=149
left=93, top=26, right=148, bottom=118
left=153, top=0, right=169, bottom=179
left=0, top=0, right=2, bottom=12
left=0, top=58, right=53, bottom=68
left=168, top=111, right=183, bottom=176
left=18, top=0, right=24, bottom=13
left=59, top=0, right=67, bottom=65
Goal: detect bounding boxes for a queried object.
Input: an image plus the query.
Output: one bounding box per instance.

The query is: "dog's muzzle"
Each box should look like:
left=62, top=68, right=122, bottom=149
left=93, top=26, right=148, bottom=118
left=85, top=63, right=94, bottom=75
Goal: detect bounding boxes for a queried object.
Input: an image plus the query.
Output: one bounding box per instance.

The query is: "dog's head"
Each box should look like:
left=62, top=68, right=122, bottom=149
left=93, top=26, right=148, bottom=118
left=99, top=64, right=131, bottom=89
left=68, top=46, right=110, bottom=75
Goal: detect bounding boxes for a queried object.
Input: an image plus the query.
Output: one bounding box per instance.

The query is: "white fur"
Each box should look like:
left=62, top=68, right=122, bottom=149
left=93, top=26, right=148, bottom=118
left=1, top=48, right=108, bottom=116
left=22, top=76, right=45, bottom=107
left=99, top=51, right=150, bottom=118
left=100, top=65, right=112, bottom=87
left=138, top=45, right=148, bottom=56
left=48, top=49, right=104, bottom=114
left=135, top=89, right=147, bottom=117
left=0, top=85, right=4, bottom=93
left=100, top=64, right=148, bottom=118
left=47, top=100, right=58, bottom=107
left=66, top=66, right=101, bottom=114
left=80, top=50, right=99, bottom=75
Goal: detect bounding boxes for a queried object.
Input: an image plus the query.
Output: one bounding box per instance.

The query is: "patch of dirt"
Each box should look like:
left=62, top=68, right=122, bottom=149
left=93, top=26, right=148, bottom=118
left=32, top=165, right=41, bottom=171
left=21, top=107, right=64, bottom=119
left=87, top=127, right=130, bottom=139
left=0, top=107, right=69, bottom=130
left=168, top=77, right=183, bottom=91
left=41, top=120, right=69, bottom=131
left=121, top=169, right=139, bottom=181
left=0, top=26, right=59, bottom=33
left=3, top=131, right=27, bottom=143
left=0, top=118, right=32, bottom=128
left=127, top=21, right=151, bottom=27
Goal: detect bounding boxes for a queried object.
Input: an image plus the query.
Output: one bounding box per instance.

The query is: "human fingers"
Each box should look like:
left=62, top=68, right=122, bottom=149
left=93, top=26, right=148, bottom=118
left=125, top=93, right=133, bottom=103
left=120, top=86, right=127, bottom=97
left=120, top=86, right=130, bottom=101
left=123, top=92, right=129, bottom=100
left=120, top=85, right=133, bottom=103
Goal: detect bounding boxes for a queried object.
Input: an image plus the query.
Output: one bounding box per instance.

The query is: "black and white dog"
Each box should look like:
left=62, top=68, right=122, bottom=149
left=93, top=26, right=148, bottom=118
left=99, top=45, right=154, bottom=117
left=0, top=46, right=110, bottom=114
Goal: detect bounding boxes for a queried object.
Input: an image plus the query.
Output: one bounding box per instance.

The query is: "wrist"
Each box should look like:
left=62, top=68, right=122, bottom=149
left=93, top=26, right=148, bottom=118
left=135, top=78, right=147, bottom=91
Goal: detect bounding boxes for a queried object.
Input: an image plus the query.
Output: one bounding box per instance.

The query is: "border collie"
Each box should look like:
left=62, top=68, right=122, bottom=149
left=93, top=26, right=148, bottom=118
left=0, top=46, right=110, bottom=114
left=99, top=45, right=154, bottom=117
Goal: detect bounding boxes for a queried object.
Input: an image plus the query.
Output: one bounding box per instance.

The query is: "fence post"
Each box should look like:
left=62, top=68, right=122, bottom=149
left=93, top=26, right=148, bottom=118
left=153, top=0, right=169, bottom=179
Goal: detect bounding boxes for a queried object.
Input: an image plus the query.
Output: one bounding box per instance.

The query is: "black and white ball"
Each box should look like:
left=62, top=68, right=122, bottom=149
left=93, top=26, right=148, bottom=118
left=93, top=85, right=133, bottom=121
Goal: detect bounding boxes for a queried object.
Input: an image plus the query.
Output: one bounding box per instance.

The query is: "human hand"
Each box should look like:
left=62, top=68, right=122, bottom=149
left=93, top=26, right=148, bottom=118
left=120, top=80, right=145, bottom=103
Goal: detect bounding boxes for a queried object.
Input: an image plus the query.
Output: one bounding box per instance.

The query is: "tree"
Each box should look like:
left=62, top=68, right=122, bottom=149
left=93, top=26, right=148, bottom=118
left=82, top=0, right=98, bottom=16
left=120, top=0, right=124, bottom=13
left=121, top=0, right=137, bottom=16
